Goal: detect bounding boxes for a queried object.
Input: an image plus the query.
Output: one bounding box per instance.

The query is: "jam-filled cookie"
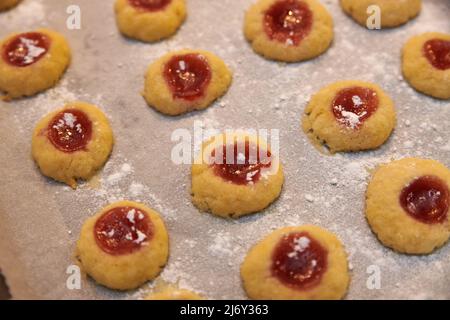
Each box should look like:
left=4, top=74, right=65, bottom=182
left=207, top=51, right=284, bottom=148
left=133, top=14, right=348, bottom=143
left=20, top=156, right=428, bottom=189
left=145, top=288, right=203, bottom=300
left=244, top=0, right=334, bottom=62
left=76, top=201, right=169, bottom=290
left=340, top=0, right=421, bottom=28
left=302, top=80, right=396, bottom=153
left=0, top=29, right=71, bottom=100
left=31, top=102, right=114, bottom=188
left=366, top=158, right=450, bottom=254
left=402, top=32, right=450, bottom=100
left=241, top=225, right=349, bottom=300
left=114, top=0, right=186, bottom=42
left=143, top=49, right=232, bottom=115
left=0, top=0, right=21, bottom=11
left=191, top=132, right=284, bottom=218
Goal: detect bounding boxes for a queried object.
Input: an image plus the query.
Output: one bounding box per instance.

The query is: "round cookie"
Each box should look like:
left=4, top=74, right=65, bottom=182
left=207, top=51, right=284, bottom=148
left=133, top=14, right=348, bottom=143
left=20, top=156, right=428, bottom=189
left=0, top=0, right=21, bottom=11
left=114, top=0, right=186, bottom=42
left=302, top=80, right=396, bottom=153
left=340, top=0, right=421, bottom=28
left=31, top=102, right=114, bottom=188
left=0, top=28, right=71, bottom=100
left=143, top=49, right=232, bottom=115
left=366, top=158, right=450, bottom=255
left=145, top=288, right=203, bottom=300
left=402, top=32, right=450, bottom=100
left=241, top=225, right=350, bottom=300
left=244, top=0, right=334, bottom=62
left=76, top=201, right=169, bottom=290
left=191, top=131, right=284, bottom=218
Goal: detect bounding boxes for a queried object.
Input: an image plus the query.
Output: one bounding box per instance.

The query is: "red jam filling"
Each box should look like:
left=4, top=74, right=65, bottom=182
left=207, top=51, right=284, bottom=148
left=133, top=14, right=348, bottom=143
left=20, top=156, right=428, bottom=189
left=210, top=139, right=272, bottom=185
left=163, top=53, right=212, bottom=101
left=128, top=0, right=171, bottom=11
left=2, top=32, right=50, bottom=67
left=332, top=87, right=379, bottom=130
left=423, top=39, right=450, bottom=70
left=264, top=0, right=313, bottom=46
left=94, top=206, right=153, bottom=255
left=271, top=232, right=327, bottom=290
left=47, top=109, right=92, bottom=153
left=400, top=176, right=449, bottom=224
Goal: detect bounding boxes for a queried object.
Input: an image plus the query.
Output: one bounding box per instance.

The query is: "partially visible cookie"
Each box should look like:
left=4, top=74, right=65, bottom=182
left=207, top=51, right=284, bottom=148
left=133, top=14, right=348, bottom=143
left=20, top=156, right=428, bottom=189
left=340, top=0, right=421, bottom=28
left=402, top=32, right=450, bottom=99
left=0, top=0, right=20, bottom=11
left=0, top=29, right=71, bottom=99
left=244, top=0, right=334, bottom=62
left=241, top=225, right=350, bottom=300
left=302, top=80, right=396, bottom=153
left=366, top=158, right=450, bottom=255
left=114, top=0, right=186, bottom=42
left=76, top=201, right=169, bottom=290
left=145, top=287, right=203, bottom=300
left=143, top=49, right=232, bottom=115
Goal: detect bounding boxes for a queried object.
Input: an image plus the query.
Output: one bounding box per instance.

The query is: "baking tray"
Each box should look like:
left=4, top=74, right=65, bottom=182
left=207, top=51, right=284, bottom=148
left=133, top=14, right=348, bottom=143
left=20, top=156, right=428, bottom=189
left=0, top=0, right=449, bottom=299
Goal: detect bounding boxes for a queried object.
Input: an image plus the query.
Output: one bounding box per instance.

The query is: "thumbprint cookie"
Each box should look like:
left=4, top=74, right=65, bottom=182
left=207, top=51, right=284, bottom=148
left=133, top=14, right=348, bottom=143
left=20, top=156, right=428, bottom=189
left=366, top=158, right=450, bottom=254
left=76, top=201, right=169, bottom=290
left=340, top=0, right=421, bottom=28
left=0, top=0, right=21, bottom=11
left=402, top=32, right=450, bottom=100
left=191, top=131, right=284, bottom=218
left=302, top=80, right=396, bottom=153
left=241, top=225, right=350, bottom=300
left=143, top=49, right=232, bottom=115
left=0, top=29, right=71, bottom=99
left=31, top=102, right=114, bottom=188
left=114, top=0, right=186, bottom=42
left=145, top=287, right=203, bottom=300
left=244, top=0, right=334, bottom=62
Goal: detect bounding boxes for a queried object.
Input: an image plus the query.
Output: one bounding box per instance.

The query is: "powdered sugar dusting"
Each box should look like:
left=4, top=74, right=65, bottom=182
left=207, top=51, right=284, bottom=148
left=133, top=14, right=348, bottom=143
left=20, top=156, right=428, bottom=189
left=208, top=232, right=238, bottom=259
left=17, top=37, right=46, bottom=64
left=334, top=104, right=367, bottom=129
left=287, top=236, right=310, bottom=258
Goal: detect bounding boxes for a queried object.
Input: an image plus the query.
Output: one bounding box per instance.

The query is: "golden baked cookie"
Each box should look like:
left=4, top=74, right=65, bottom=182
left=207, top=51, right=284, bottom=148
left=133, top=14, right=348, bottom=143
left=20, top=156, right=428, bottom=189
left=0, top=28, right=71, bottom=100
left=31, top=102, right=114, bottom=188
left=143, top=49, right=232, bottom=115
left=244, top=0, right=334, bottom=62
left=0, top=0, right=21, bottom=11
left=241, top=225, right=350, bottom=300
left=76, top=201, right=169, bottom=290
left=145, top=288, right=203, bottom=300
left=114, top=0, right=186, bottom=42
left=366, top=158, right=450, bottom=255
left=191, top=131, right=284, bottom=218
left=402, top=32, right=450, bottom=100
left=340, top=0, right=421, bottom=28
left=302, top=80, right=396, bottom=153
